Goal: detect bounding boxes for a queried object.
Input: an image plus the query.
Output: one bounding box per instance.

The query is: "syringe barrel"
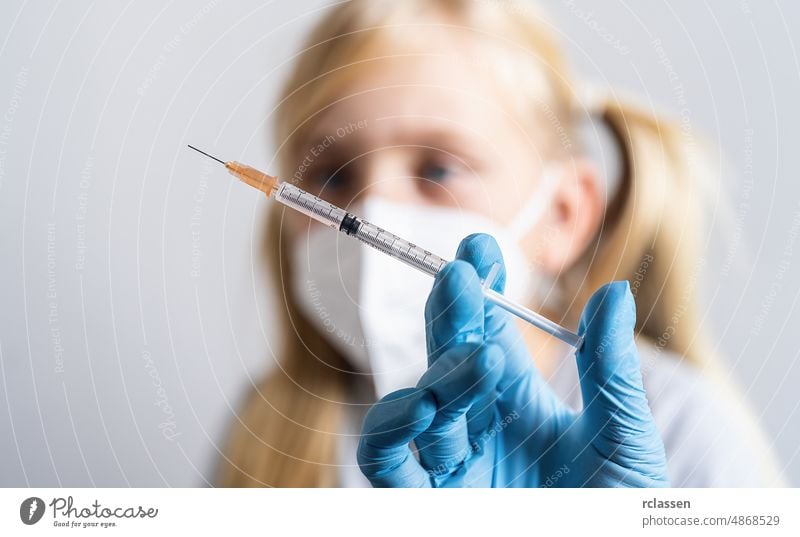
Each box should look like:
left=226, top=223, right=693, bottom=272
left=273, top=181, right=447, bottom=277
left=271, top=180, right=582, bottom=349
left=273, top=182, right=346, bottom=230
left=348, top=219, right=448, bottom=278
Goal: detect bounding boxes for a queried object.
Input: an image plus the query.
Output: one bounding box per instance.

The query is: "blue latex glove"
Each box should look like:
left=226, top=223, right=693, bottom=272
left=357, top=233, right=669, bottom=487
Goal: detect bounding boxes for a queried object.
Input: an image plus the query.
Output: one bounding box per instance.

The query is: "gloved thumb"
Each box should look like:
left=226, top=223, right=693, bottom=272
left=576, top=281, right=666, bottom=471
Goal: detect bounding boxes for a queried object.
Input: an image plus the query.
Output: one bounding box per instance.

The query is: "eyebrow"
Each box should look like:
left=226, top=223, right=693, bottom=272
left=301, top=115, right=491, bottom=168
left=374, top=115, right=487, bottom=154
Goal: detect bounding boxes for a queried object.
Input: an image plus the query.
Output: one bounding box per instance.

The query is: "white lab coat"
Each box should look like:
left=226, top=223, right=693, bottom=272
left=337, top=340, right=786, bottom=487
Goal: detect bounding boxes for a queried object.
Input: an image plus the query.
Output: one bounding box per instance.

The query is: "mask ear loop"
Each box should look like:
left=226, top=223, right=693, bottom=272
left=504, top=165, right=564, bottom=313
left=506, top=164, right=562, bottom=242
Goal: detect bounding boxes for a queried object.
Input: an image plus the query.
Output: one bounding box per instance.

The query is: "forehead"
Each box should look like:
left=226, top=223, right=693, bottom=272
left=305, top=53, right=531, bottom=151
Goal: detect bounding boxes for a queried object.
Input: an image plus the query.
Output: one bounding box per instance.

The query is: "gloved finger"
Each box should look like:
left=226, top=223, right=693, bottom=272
left=455, top=233, right=565, bottom=438
left=424, top=260, right=484, bottom=365
left=455, top=233, right=508, bottom=294
left=453, top=233, right=508, bottom=437
left=413, top=342, right=503, bottom=475
left=357, top=388, right=436, bottom=487
left=576, top=281, right=667, bottom=476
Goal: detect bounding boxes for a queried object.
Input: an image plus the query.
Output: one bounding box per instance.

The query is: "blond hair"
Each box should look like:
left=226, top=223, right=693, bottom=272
left=217, top=0, right=725, bottom=487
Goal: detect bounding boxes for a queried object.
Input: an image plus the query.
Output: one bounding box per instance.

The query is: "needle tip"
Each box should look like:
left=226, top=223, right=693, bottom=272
left=187, top=144, right=226, bottom=165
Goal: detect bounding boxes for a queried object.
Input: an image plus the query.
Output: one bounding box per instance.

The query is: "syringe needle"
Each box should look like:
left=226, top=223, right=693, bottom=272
left=187, top=144, right=279, bottom=195
left=187, top=144, right=226, bottom=164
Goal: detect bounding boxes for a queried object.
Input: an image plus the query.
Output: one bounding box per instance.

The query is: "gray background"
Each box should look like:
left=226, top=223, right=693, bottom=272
left=1, top=0, right=798, bottom=486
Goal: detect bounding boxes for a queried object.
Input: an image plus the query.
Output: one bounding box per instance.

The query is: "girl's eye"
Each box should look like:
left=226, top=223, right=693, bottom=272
left=419, top=162, right=457, bottom=183
left=310, top=165, right=350, bottom=190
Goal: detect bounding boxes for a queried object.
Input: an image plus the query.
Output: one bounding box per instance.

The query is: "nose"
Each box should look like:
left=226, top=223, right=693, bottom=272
left=354, top=151, right=426, bottom=205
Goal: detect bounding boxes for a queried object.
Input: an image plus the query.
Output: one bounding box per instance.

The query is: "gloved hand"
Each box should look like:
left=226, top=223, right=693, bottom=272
left=357, top=233, right=669, bottom=487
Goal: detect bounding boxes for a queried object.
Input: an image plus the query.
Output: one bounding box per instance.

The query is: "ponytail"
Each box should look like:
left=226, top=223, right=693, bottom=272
left=216, top=208, right=350, bottom=487
left=571, top=98, right=786, bottom=485
left=566, top=95, right=714, bottom=366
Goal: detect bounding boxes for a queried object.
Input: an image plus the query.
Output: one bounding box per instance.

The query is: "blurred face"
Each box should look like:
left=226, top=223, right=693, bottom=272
left=285, top=52, right=602, bottom=275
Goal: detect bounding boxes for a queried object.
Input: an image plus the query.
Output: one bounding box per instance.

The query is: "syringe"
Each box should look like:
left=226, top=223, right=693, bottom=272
left=187, top=145, right=583, bottom=349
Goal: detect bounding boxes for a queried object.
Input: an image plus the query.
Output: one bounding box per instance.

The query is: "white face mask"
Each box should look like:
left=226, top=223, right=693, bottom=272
left=290, top=166, right=562, bottom=399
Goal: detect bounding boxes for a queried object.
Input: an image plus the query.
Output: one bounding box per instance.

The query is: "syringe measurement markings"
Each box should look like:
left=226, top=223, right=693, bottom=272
left=284, top=196, right=444, bottom=277
left=421, top=253, right=431, bottom=271
left=360, top=230, right=445, bottom=276
left=280, top=187, right=343, bottom=224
